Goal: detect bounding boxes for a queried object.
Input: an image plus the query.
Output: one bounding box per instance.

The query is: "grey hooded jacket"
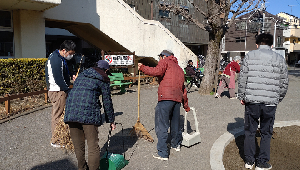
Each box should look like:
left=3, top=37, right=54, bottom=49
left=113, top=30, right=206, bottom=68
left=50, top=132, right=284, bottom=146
left=238, top=45, right=289, bottom=105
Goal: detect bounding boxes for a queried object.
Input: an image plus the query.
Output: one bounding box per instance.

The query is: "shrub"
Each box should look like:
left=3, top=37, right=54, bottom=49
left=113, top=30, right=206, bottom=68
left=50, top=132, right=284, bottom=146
left=0, top=58, right=47, bottom=96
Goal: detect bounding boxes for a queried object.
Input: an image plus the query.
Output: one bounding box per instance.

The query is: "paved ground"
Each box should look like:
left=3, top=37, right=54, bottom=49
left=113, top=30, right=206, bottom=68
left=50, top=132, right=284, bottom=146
left=1, top=68, right=299, bottom=170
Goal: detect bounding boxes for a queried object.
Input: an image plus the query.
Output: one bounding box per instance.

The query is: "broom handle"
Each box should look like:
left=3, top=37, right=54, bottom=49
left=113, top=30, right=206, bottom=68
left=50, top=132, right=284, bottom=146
left=75, top=55, right=84, bottom=78
left=138, top=71, right=140, bottom=121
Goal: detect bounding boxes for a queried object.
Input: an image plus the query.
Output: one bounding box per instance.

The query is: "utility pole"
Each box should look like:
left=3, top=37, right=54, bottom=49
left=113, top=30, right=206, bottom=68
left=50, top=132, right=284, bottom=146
left=262, top=0, right=266, bottom=33
left=288, top=5, right=296, bottom=15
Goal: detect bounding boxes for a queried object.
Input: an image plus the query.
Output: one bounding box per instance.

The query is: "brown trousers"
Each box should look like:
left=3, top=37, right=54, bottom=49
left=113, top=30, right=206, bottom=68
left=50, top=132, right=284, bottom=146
left=48, top=91, right=67, bottom=143
left=68, top=123, right=100, bottom=170
left=217, top=76, right=236, bottom=98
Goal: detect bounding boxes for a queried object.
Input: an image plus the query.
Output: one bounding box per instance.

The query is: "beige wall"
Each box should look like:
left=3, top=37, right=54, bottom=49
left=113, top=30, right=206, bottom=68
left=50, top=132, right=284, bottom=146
left=44, top=0, right=197, bottom=68
left=8, top=0, right=197, bottom=67
left=13, top=10, right=45, bottom=58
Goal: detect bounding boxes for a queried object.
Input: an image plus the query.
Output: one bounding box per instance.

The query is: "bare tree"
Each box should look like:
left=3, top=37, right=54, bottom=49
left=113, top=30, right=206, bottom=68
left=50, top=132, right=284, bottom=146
left=160, top=0, right=262, bottom=94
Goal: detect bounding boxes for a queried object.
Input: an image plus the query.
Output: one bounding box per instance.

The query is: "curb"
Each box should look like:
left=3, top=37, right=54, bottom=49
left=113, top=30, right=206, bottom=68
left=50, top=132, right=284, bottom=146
left=0, top=104, right=52, bottom=124
left=210, top=120, right=300, bottom=170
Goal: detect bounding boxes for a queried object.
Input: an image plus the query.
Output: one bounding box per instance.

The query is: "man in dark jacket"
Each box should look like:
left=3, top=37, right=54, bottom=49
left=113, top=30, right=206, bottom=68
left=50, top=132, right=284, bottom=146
left=64, top=60, right=116, bottom=170
left=138, top=50, right=190, bottom=161
left=45, top=40, right=76, bottom=147
left=185, top=60, right=196, bottom=77
left=238, top=33, right=288, bottom=170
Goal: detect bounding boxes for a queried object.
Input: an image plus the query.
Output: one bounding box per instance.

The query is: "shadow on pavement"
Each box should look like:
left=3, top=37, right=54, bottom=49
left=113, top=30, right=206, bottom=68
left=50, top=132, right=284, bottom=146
left=226, top=117, right=260, bottom=162
left=30, top=158, right=77, bottom=170
left=227, top=117, right=244, bottom=132
left=100, top=127, right=138, bottom=158
left=114, top=112, right=124, bottom=116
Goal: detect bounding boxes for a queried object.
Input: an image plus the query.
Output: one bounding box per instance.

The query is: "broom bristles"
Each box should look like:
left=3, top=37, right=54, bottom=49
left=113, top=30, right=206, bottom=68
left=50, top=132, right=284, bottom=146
left=52, top=110, right=74, bottom=152
left=129, top=121, right=154, bottom=142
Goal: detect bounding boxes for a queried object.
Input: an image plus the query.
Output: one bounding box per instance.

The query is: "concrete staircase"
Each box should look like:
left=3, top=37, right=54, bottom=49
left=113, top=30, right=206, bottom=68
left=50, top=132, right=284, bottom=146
left=44, top=0, right=197, bottom=68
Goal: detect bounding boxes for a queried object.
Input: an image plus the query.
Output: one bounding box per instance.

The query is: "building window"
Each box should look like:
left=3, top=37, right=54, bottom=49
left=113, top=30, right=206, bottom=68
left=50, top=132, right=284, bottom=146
left=235, top=37, right=245, bottom=42
left=178, top=7, right=189, bottom=20
left=159, top=10, right=170, bottom=18
left=0, top=11, right=12, bottom=28
left=277, top=36, right=282, bottom=47
left=0, top=10, right=13, bottom=57
left=236, top=21, right=246, bottom=30
left=128, top=4, right=135, bottom=11
left=178, top=14, right=185, bottom=20
left=0, top=31, right=14, bottom=57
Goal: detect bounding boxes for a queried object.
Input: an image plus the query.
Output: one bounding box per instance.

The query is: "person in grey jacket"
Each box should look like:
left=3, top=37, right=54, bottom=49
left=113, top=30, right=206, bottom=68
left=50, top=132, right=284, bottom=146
left=238, top=33, right=289, bottom=170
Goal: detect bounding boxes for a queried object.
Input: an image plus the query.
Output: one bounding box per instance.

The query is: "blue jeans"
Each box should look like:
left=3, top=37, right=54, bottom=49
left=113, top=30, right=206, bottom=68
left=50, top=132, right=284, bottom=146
left=155, top=101, right=182, bottom=158
left=244, top=103, right=276, bottom=164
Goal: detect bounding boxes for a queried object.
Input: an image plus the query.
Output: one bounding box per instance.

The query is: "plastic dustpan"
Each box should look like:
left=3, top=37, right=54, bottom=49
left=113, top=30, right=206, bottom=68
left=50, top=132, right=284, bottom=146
left=99, top=123, right=129, bottom=170
left=181, top=107, right=201, bottom=147
left=100, top=151, right=128, bottom=170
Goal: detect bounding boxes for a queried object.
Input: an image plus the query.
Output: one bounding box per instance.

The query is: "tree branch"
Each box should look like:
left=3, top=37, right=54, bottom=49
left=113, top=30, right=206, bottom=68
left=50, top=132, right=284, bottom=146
left=227, top=0, right=261, bottom=28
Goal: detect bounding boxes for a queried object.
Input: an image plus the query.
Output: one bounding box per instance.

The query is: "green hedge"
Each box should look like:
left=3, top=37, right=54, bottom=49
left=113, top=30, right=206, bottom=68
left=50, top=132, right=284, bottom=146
left=0, top=58, right=47, bottom=96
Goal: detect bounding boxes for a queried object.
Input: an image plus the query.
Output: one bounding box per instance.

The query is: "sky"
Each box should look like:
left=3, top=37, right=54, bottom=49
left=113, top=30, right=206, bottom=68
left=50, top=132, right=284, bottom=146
left=264, top=0, right=300, bottom=18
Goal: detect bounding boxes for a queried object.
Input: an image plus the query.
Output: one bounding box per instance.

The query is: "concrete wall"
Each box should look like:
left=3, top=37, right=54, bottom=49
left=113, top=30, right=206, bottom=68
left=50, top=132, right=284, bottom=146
left=13, top=10, right=46, bottom=58
left=98, top=0, right=197, bottom=68
left=44, top=0, right=197, bottom=68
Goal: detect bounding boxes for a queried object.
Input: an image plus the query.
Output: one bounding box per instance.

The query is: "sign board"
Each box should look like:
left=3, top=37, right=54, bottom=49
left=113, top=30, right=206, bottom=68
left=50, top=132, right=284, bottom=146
left=104, top=55, right=134, bottom=65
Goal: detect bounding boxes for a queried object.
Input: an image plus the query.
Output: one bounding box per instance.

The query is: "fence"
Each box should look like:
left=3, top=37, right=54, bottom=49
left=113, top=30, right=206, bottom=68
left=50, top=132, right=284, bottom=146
left=0, top=74, right=157, bottom=115
left=0, top=88, right=48, bottom=115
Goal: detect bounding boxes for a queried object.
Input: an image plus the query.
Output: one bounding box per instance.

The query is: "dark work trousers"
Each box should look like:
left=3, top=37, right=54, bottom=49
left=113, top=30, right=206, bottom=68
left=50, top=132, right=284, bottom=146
left=68, top=122, right=100, bottom=170
left=155, top=100, right=182, bottom=158
left=244, top=103, right=277, bottom=164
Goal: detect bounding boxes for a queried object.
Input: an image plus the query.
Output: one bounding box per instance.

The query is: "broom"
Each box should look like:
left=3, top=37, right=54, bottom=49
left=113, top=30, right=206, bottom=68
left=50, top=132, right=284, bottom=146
left=129, top=71, right=154, bottom=142
left=75, top=55, right=84, bottom=79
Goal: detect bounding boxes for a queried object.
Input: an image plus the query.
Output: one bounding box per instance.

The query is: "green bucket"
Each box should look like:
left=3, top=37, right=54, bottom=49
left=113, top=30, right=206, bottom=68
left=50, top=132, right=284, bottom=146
left=99, top=152, right=129, bottom=170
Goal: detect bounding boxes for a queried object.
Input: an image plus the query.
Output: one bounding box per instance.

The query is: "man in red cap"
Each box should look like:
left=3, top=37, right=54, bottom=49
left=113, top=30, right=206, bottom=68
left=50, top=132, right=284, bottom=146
left=138, top=50, right=190, bottom=161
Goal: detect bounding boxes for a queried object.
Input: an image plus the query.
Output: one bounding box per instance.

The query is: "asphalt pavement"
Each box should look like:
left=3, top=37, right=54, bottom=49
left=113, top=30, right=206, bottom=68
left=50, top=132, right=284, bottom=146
left=1, top=68, right=300, bottom=170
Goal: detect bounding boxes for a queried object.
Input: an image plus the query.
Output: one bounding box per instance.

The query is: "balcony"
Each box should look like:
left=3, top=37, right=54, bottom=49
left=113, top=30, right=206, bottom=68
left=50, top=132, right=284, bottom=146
left=284, top=40, right=300, bottom=53
left=283, top=28, right=300, bottom=38
left=291, top=43, right=300, bottom=52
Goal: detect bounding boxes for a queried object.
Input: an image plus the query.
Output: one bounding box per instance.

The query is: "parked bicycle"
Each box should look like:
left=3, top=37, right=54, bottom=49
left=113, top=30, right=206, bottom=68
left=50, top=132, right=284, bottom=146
left=185, top=71, right=204, bottom=92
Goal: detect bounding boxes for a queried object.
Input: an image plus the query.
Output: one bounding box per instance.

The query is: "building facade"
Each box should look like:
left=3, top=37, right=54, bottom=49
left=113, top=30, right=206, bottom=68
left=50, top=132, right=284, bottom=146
left=0, top=0, right=201, bottom=70
left=277, top=12, right=300, bottom=28
left=222, top=10, right=286, bottom=61
left=277, top=12, right=300, bottom=64
left=123, top=0, right=209, bottom=58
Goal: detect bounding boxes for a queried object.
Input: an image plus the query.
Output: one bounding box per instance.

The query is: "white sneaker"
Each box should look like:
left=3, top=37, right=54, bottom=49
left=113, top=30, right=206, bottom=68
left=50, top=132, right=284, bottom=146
left=245, top=161, right=255, bottom=169
left=153, top=153, right=168, bottom=161
left=215, top=93, right=221, bottom=98
left=172, top=145, right=181, bottom=152
left=51, top=143, right=64, bottom=148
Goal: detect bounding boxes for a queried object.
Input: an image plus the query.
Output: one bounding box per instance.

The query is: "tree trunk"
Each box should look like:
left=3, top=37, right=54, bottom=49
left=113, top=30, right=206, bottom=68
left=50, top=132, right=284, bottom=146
left=198, top=39, right=220, bottom=95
